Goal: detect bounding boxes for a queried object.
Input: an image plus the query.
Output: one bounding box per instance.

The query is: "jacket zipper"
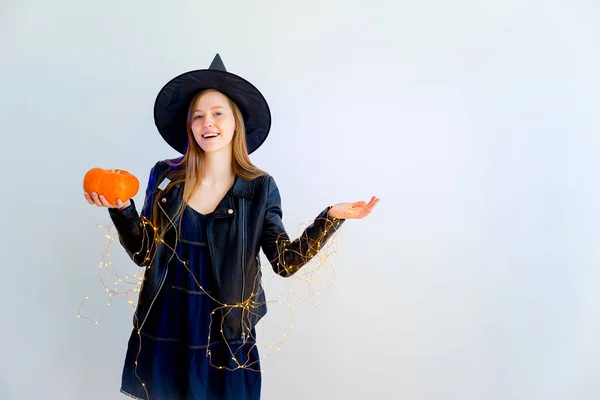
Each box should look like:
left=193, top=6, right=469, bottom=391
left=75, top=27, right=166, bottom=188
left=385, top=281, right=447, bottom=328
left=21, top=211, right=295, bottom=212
left=241, top=198, right=246, bottom=340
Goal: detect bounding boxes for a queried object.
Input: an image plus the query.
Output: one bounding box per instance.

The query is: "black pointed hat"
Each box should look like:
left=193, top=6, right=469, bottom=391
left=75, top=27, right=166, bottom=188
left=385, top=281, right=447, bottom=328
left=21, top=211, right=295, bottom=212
left=153, top=54, right=271, bottom=155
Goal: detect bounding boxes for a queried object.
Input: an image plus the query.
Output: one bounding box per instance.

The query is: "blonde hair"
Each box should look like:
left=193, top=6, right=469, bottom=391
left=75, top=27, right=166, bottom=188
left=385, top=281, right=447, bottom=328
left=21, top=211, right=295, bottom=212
left=151, top=89, right=267, bottom=230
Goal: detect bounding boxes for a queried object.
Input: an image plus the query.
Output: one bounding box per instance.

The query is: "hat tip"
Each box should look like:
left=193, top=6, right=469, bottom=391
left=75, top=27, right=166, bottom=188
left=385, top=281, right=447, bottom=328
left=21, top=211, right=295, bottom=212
left=209, top=53, right=226, bottom=72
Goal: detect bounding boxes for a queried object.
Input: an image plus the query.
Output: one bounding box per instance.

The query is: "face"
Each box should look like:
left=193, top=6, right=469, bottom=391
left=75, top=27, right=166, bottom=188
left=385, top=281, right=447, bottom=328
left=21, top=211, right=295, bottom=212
left=190, top=90, right=236, bottom=154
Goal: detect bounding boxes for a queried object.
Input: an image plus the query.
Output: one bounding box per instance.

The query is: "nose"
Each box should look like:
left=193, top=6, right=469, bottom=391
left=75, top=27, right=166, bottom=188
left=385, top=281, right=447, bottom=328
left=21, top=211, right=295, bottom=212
left=203, top=117, right=214, bottom=128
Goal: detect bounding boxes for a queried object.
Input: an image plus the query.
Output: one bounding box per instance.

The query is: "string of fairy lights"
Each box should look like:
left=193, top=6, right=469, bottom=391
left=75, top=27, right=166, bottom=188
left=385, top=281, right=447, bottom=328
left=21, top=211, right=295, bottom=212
left=78, top=212, right=342, bottom=397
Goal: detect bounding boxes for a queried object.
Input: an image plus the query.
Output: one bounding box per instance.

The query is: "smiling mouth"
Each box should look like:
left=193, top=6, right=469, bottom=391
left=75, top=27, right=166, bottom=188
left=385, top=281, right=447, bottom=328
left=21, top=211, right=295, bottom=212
left=202, top=133, right=220, bottom=139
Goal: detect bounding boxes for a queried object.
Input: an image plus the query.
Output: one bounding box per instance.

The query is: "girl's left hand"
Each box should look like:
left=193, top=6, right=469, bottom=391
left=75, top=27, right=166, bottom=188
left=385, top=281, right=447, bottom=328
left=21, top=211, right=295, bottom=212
left=328, top=196, right=380, bottom=219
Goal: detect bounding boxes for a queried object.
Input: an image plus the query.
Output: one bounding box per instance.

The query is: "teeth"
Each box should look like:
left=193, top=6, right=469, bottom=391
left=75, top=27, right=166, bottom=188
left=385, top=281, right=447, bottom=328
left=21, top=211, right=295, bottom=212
left=203, top=133, right=219, bottom=138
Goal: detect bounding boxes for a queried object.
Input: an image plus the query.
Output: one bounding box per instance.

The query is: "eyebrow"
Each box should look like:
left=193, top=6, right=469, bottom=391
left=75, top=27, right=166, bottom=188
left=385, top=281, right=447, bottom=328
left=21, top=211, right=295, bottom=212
left=194, top=106, right=225, bottom=112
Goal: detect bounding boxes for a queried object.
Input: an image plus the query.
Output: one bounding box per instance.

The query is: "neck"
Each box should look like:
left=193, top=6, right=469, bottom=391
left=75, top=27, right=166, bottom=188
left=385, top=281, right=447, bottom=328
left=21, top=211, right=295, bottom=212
left=201, top=148, right=234, bottom=184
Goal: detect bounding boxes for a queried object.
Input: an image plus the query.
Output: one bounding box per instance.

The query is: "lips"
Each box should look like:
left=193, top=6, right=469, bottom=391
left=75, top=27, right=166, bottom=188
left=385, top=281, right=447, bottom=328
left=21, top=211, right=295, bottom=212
left=202, top=132, right=220, bottom=139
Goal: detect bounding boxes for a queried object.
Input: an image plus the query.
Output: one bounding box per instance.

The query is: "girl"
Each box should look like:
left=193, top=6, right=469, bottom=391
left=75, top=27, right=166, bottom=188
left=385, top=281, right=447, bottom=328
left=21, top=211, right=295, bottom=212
left=84, top=53, right=379, bottom=400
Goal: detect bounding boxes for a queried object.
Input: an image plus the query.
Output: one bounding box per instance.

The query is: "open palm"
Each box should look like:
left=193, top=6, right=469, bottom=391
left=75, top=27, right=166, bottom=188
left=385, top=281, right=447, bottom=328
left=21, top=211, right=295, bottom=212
left=328, top=196, right=380, bottom=219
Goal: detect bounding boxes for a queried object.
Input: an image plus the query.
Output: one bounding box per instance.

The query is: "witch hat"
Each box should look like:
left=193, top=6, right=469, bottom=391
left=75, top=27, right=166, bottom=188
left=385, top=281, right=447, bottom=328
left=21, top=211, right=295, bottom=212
left=153, top=53, right=271, bottom=155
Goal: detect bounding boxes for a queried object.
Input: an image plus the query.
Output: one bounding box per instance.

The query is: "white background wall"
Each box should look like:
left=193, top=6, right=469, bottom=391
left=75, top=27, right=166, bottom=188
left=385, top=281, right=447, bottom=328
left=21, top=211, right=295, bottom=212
left=2, top=0, right=600, bottom=399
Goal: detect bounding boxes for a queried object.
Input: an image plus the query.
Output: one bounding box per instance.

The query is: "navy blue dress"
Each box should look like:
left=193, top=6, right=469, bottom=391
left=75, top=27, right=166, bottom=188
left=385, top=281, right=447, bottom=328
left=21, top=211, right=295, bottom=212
left=121, top=206, right=262, bottom=400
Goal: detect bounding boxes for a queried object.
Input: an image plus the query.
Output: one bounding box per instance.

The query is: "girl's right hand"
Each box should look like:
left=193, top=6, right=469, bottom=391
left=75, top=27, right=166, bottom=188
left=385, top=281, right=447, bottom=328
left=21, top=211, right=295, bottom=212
left=84, top=192, right=131, bottom=210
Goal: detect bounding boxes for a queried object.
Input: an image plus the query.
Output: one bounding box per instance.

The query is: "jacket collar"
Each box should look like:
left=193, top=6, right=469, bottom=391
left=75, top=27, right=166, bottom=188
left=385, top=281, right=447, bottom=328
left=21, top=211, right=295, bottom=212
left=160, top=174, right=255, bottom=222
left=230, top=175, right=255, bottom=199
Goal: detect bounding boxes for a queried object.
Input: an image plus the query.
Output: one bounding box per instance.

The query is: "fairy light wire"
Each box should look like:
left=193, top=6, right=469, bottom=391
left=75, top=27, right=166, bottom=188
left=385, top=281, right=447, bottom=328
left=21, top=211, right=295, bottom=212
left=78, top=213, right=342, bottom=396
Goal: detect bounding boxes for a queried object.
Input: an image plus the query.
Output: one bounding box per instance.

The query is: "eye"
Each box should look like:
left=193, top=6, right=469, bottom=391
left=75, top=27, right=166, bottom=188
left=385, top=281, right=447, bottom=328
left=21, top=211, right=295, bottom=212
left=214, top=112, right=223, bottom=116
left=193, top=115, right=204, bottom=120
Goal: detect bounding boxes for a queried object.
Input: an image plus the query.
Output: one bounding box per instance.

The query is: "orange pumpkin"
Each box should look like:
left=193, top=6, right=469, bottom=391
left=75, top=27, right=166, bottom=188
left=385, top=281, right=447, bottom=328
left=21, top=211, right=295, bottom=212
left=83, top=168, right=140, bottom=204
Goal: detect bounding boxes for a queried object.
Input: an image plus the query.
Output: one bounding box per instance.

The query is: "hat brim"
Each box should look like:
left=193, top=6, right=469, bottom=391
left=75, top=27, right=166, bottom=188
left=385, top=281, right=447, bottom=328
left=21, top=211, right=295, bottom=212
left=153, top=69, right=271, bottom=155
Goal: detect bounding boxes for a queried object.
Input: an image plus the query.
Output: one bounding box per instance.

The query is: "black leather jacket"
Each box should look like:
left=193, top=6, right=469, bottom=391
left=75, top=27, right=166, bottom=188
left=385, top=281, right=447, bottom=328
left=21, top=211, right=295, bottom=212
left=108, top=159, right=344, bottom=340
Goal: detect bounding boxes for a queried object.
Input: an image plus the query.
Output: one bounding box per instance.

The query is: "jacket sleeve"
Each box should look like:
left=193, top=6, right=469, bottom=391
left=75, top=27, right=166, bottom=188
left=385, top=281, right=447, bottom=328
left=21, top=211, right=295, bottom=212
left=107, top=162, right=161, bottom=267
left=260, top=175, right=345, bottom=277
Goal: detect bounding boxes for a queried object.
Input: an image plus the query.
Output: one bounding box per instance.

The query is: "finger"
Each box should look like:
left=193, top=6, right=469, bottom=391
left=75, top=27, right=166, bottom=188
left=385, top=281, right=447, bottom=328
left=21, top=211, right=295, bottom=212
left=97, top=194, right=107, bottom=207
left=91, top=192, right=103, bottom=207
left=84, top=192, right=94, bottom=205
left=366, top=197, right=380, bottom=209
left=367, top=196, right=378, bottom=206
left=366, top=200, right=378, bottom=211
left=355, top=202, right=374, bottom=213
left=99, top=195, right=114, bottom=208
left=355, top=197, right=378, bottom=208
